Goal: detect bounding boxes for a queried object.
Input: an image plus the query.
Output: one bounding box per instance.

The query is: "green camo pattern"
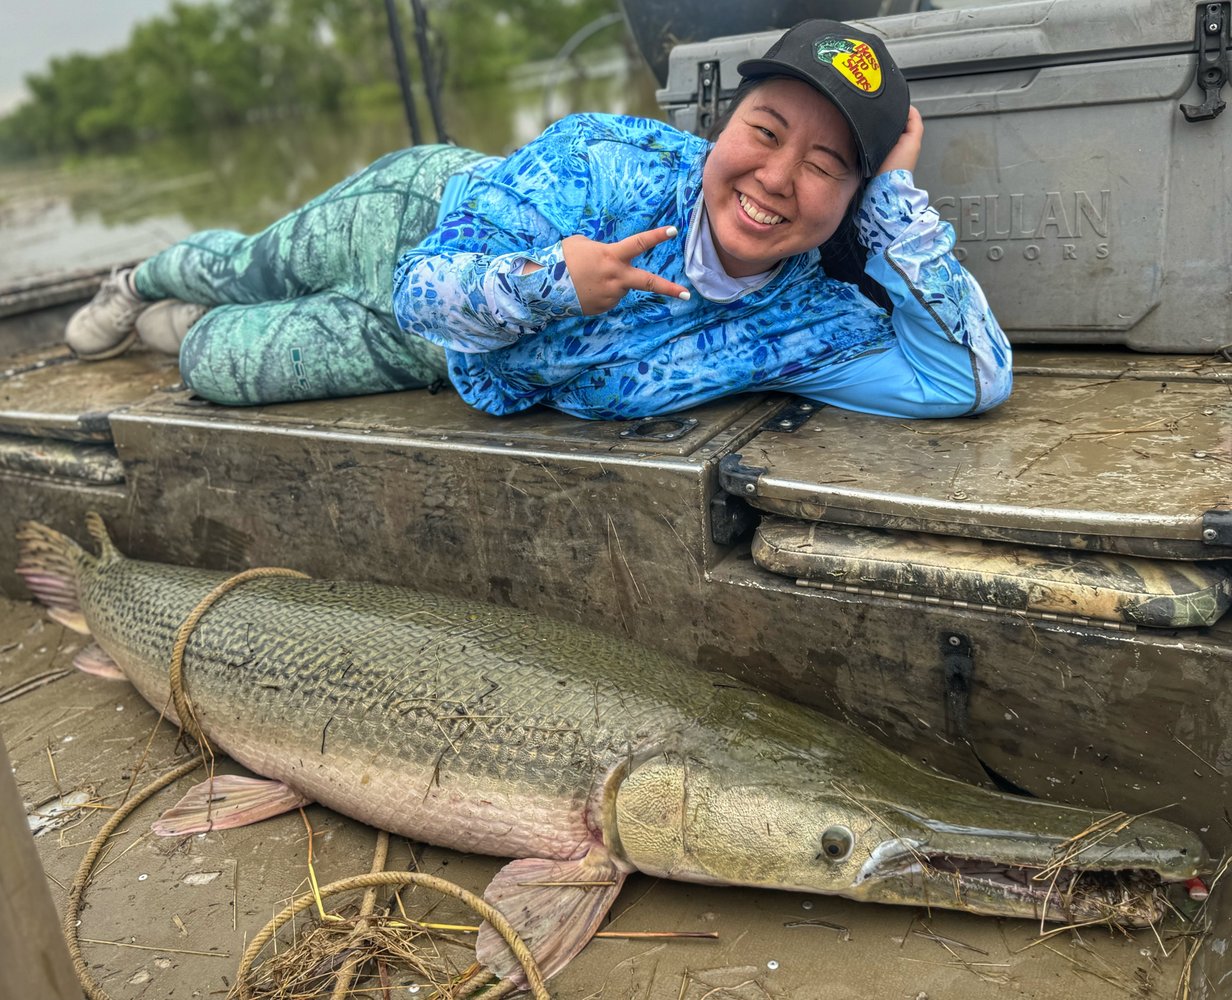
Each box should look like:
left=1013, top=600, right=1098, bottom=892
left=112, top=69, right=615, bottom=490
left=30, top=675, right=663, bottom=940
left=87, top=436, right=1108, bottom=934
left=135, top=144, right=486, bottom=405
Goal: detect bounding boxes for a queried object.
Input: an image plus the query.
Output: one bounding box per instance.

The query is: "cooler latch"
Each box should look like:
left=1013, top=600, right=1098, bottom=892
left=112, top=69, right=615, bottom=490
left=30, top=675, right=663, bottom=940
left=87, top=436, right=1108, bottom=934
left=694, top=60, right=721, bottom=135
left=1182, top=2, right=1230, bottom=122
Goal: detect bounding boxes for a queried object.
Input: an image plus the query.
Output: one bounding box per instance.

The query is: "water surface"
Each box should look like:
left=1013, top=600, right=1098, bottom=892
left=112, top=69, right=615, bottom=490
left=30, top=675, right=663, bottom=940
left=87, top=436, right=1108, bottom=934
left=0, top=54, right=661, bottom=285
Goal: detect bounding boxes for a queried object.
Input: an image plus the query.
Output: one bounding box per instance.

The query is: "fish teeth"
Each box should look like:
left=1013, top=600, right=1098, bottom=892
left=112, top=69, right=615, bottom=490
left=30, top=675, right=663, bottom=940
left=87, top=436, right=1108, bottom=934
left=738, top=193, right=784, bottom=225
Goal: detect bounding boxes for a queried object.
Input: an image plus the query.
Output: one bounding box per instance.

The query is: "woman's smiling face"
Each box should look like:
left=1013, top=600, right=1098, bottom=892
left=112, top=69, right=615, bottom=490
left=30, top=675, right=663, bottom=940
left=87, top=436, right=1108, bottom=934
left=702, top=77, right=862, bottom=277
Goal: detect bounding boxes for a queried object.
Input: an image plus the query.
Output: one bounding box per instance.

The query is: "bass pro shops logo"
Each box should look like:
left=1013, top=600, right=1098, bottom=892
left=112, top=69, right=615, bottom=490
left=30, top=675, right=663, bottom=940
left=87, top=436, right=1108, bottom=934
left=813, top=37, right=883, bottom=94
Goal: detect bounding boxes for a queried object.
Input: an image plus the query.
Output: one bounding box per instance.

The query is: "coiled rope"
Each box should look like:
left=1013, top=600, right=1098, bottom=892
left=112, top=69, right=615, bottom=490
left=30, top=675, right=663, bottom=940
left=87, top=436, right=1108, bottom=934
left=64, top=566, right=549, bottom=1000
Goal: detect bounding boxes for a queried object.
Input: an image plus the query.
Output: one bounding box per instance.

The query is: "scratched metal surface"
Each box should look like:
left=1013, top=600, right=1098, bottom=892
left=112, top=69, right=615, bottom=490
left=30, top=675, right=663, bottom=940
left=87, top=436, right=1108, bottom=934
left=735, top=371, right=1232, bottom=558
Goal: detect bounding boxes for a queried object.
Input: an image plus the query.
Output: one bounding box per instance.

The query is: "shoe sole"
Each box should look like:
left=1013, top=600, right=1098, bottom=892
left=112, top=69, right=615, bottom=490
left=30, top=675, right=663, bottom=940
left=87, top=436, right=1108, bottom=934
left=71, top=328, right=139, bottom=361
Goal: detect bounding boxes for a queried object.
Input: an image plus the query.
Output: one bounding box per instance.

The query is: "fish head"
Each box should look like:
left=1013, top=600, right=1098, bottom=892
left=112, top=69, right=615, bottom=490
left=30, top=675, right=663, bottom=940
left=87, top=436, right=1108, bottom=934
left=610, top=748, right=1208, bottom=926
left=610, top=750, right=926, bottom=894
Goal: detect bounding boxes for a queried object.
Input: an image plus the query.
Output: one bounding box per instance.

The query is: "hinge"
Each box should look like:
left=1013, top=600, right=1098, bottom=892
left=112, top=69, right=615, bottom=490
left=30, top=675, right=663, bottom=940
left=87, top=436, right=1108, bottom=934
left=709, top=492, right=757, bottom=547
left=1182, top=2, right=1230, bottom=122
left=761, top=398, right=822, bottom=433
left=718, top=452, right=766, bottom=497
left=695, top=60, right=721, bottom=135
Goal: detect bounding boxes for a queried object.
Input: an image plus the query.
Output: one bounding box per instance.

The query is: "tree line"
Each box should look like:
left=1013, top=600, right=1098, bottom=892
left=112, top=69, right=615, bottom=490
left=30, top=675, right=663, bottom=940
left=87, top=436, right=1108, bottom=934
left=0, top=0, right=622, bottom=159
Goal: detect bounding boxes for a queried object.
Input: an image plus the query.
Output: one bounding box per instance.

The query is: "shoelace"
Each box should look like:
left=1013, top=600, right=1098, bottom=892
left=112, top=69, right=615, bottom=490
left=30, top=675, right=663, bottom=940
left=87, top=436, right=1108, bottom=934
left=96, top=271, right=144, bottom=318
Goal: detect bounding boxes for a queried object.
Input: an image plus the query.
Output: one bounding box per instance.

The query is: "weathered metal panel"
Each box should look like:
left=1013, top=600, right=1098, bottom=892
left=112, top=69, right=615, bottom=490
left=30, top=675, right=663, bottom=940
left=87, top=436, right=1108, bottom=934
left=105, top=399, right=763, bottom=653
left=206, top=384, right=769, bottom=458
left=0, top=347, right=1226, bottom=876
left=0, top=474, right=128, bottom=595
left=0, top=348, right=179, bottom=442
left=728, top=369, right=1232, bottom=559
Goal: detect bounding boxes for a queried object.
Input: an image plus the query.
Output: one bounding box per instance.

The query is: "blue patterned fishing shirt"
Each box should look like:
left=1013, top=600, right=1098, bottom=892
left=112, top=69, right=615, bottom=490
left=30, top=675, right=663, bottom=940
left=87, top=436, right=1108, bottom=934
left=393, top=113, right=1011, bottom=420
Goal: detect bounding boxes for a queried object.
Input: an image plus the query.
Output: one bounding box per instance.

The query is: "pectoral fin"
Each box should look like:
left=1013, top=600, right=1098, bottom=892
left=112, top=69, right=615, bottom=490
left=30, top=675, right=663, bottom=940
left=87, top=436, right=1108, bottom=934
left=476, top=844, right=627, bottom=986
left=72, top=643, right=125, bottom=680
left=152, top=774, right=311, bottom=836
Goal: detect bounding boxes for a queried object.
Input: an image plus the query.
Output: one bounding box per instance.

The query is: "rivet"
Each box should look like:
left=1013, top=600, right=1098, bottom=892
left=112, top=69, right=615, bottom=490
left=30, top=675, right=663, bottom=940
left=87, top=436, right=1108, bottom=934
left=744, top=483, right=756, bottom=494
left=778, top=419, right=793, bottom=429
left=1203, top=527, right=1219, bottom=541
left=948, top=635, right=962, bottom=647
left=137, top=874, right=148, bottom=881
left=767, top=960, right=779, bottom=971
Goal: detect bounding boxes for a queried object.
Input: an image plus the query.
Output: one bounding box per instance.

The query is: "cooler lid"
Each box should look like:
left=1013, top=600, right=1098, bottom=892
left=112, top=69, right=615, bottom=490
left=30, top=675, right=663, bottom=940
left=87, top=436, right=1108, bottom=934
left=660, top=0, right=1202, bottom=106
left=719, top=360, right=1232, bottom=560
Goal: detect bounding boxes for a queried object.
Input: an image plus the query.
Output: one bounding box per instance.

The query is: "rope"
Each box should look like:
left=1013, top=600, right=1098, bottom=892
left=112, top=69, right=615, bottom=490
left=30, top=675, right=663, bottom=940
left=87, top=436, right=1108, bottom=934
left=64, top=756, right=203, bottom=1000
left=230, top=872, right=550, bottom=1000
left=64, top=566, right=550, bottom=1000
left=328, top=830, right=390, bottom=1000
left=168, top=567, right=308, bottom=750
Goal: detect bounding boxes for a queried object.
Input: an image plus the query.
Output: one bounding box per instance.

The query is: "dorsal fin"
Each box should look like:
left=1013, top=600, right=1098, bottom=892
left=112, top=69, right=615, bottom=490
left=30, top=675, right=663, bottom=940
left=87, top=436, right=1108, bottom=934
left=84, top=511, right=120, bottom=562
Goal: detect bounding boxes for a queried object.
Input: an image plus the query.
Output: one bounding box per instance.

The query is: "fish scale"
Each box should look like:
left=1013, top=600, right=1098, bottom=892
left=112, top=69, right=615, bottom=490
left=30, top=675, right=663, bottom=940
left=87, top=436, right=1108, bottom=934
left=80, top=556, right=705, bottom=859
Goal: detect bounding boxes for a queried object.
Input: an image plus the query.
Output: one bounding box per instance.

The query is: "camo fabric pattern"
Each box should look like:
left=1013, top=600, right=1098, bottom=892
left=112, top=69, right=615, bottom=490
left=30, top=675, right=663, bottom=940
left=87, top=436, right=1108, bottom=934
left=753, top=518, right=1232, bottom=629
left=135, top=145, right=492, bottom=405
left=395, top=113, right=1012, bottom=419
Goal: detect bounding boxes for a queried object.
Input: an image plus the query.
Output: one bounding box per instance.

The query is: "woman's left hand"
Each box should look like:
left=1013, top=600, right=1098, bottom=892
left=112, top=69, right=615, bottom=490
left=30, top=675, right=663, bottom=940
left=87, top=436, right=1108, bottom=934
left=876, top=105, right=924, bottom=176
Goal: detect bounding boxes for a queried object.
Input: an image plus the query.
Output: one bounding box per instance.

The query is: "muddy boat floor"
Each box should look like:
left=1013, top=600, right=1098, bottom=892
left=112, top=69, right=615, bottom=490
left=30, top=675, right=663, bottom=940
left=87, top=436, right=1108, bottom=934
left=3, top=598, right=1193, bottom=1000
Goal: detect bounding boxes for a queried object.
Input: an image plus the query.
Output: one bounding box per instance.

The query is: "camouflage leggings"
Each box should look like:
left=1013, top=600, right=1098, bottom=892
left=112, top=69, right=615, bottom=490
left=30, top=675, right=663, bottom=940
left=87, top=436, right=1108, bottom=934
left=134, top=144, right=488, bottom=406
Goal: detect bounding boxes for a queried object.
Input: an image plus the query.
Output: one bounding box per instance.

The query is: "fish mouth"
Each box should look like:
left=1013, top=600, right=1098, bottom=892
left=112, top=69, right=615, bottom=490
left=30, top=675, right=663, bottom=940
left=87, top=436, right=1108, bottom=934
left=855, top=838, right=1177, bottom=925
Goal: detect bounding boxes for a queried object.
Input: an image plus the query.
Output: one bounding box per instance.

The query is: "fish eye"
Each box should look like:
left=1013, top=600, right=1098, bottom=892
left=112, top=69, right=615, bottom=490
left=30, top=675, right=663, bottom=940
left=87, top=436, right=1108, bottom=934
left=819, top=825, right=854, bottom=862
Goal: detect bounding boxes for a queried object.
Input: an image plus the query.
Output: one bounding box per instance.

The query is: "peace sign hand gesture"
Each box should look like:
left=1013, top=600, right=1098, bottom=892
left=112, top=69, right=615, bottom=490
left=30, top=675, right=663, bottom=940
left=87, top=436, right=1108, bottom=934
left=561, top=226, right=691, bottom=315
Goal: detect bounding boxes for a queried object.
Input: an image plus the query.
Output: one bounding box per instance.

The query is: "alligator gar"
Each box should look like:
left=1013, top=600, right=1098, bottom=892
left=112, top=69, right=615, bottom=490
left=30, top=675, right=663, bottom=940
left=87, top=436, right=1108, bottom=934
left=17, top=515, right=1207, bottom=983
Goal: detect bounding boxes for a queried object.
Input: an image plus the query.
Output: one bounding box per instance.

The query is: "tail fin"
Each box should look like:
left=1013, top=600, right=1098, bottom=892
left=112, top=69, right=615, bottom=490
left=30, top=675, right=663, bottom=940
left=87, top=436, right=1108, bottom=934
left=15, top=517, right=105, bottom=635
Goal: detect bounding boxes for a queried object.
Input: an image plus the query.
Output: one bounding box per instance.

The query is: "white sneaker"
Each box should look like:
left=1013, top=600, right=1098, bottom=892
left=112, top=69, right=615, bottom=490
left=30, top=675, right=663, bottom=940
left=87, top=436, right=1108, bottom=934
left=135, top=300, right=209, bottom=355
left=65, top=268, right=147, bottom=360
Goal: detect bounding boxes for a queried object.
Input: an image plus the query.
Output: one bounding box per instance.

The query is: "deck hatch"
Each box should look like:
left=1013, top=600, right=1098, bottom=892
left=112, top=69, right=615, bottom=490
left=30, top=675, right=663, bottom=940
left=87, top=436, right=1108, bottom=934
left=724, top=366, right=1232, bottom=560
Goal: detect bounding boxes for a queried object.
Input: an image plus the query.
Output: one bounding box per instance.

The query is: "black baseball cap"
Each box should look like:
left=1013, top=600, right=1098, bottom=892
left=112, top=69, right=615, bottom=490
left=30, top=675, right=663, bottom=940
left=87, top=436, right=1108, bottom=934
left=737, top=19, right=910, bottom=178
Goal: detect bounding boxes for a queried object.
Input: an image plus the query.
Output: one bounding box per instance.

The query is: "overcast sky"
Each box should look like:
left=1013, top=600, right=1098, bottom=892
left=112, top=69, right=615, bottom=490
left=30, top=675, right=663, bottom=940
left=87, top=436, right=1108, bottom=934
left=0, top=0, right=187, bottom=113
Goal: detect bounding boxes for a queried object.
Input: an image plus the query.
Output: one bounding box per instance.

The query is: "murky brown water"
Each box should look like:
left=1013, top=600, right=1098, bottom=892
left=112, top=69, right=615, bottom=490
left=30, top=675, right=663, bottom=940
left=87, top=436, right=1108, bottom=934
left=0, top=52, right=662, bottom=285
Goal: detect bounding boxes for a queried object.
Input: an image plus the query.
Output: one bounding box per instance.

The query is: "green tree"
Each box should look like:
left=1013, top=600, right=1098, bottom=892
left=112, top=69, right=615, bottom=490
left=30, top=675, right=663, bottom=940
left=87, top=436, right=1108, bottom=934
left=0, top=0, right=629, bottom=161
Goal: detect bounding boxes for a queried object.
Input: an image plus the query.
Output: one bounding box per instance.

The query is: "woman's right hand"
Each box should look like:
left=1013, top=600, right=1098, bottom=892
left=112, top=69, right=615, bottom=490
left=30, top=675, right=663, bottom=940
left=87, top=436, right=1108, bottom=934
left=553, top=226, right=690, bottom=315
left=876, top=105, right=924, bottom=177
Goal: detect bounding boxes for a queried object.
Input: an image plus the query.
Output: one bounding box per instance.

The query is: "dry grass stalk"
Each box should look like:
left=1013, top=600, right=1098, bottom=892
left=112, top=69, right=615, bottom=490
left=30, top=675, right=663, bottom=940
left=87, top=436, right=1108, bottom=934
left=1029, top=806, right=1178, bottom=931
left=1173, top=853, right=1230, bottom=1000
left=1040, top=942, right=1135, bottom=992
left=240, top=917, right=472, bottom=999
